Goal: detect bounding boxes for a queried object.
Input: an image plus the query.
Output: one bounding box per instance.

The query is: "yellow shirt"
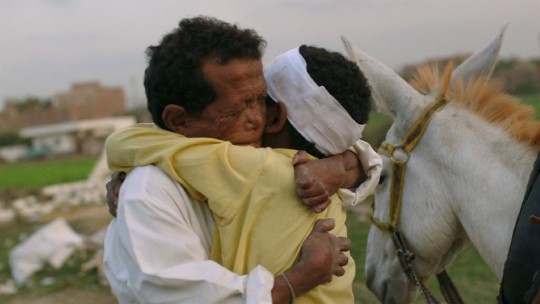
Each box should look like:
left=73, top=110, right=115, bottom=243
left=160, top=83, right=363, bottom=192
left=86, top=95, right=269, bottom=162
left=105, top=123, right=354, bottom=303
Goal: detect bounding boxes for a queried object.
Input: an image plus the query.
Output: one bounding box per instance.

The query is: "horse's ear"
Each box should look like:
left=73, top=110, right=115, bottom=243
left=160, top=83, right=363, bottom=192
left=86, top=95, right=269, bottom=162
left=341, top=36, right=428, bottom=121
left=451, top=22, right=508, bottom=86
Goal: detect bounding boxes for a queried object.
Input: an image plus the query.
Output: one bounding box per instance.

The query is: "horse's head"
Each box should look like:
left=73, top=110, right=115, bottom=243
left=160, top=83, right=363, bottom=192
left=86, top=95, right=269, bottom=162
left=342, top=24, right=507, bottom=303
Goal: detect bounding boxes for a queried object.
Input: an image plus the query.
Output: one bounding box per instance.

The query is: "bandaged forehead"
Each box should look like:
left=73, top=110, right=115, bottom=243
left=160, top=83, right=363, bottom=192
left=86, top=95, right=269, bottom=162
left=264, top=47, right=365, bottom=155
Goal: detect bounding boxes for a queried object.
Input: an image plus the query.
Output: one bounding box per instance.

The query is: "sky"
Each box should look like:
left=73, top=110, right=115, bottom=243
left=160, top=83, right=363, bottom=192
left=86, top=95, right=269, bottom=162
left=0, top=0, right=539, bottom=111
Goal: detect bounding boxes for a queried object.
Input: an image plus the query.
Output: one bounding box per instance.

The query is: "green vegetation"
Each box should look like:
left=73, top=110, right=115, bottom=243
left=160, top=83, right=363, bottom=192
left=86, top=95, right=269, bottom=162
left=0, top=156, right=98, bottom=190
left=0, top=133, right=30, bottom=148
left=363, top=112, right=393, bottom=149
left=519, top=93, right=540, bottom=118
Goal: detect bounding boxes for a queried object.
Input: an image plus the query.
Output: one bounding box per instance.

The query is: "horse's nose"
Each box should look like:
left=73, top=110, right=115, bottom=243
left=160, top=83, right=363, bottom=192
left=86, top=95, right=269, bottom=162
left=383, top=277, right=413, bottom=304
left=381, top=281, right=394, bottom=304
left=366, top=264, right=390, bottom=303
left=365, top=264, right=376, bottom=291
left=366, top=265, right=412, bottom=304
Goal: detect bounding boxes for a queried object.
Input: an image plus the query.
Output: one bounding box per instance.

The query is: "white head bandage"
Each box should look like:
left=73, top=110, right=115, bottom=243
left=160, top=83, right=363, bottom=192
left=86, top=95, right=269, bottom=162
left=264, top=47, right=365, bottom=155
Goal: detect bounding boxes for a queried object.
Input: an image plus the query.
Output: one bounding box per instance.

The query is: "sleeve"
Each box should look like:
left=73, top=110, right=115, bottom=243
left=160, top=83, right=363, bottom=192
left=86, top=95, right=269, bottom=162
left=105, top=124, right=274, bottom=219
left=103, top=167, right=274, bottom=303
left=337, top=139, right=383, bottom=206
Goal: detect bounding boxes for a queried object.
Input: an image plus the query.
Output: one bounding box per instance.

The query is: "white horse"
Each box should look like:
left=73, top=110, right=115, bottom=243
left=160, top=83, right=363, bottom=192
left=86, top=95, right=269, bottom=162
left=342, top=25, right=540, bottom=303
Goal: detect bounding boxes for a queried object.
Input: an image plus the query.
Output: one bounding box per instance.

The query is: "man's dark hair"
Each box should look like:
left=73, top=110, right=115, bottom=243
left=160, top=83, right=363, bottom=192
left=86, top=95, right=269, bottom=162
left=144, top=16, right=266, bottom=129
left=287, top=45, right=372, bottom=158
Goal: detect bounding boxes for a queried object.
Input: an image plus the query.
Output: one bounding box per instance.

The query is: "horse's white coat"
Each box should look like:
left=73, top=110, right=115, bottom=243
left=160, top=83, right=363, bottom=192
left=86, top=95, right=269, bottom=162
left=343, top=24, right=537, bottom=303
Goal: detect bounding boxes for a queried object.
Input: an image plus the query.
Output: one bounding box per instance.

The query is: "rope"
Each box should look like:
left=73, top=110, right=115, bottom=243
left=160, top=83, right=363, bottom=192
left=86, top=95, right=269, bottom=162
left=393, top=229, right=440, bottom=304
left=437, top=271, right=465, bottom=304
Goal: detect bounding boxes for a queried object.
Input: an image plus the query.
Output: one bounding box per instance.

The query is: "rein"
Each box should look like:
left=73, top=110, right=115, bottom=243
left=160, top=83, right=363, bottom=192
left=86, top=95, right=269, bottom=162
left=370, top=96, right=465, bottom=304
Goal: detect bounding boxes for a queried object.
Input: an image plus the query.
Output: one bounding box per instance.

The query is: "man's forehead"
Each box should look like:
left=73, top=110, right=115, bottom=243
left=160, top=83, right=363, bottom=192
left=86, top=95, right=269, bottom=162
left=202, top=58, right=264, bottom=91
left=195, top=58, right=264, bottom=122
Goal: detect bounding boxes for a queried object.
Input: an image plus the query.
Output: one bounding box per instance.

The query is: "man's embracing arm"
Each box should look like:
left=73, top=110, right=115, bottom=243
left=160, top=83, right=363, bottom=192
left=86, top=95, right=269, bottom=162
left=293, top=139, right=383, bottom=211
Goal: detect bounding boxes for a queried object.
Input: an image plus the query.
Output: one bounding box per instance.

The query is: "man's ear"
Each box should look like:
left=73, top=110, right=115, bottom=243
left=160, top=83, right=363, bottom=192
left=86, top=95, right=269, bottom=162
left=162, top=104, right=188, bottom=134
left=264, top=101, right=288, bottom=133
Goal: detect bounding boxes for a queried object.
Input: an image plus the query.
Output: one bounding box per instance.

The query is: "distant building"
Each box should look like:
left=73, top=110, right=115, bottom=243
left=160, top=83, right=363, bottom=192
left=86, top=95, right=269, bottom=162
left=0, top=81, right=126, bottom=133
left=19, top=116, right=136, bottom=156
left=53, top=81, right=125, bottom=117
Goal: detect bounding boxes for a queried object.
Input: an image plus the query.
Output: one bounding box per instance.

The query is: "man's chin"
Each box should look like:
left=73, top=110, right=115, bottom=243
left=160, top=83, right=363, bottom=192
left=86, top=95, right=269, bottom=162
left=242, top=140, right=262, bottom=148
left=229, top=133, right=263, bottom=147
left=229, top=138, right=261, bottom=147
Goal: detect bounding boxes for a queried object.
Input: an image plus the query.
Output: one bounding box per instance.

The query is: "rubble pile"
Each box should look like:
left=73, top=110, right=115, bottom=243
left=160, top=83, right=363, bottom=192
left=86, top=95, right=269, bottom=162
left=0, top=155, right=113, bottom=295
left=0, top=180, right=107, bottom=225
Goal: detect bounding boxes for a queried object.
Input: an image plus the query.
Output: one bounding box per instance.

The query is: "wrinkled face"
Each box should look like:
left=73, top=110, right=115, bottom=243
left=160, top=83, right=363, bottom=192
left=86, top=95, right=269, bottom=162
left=183, top=58, right=267, bottom=147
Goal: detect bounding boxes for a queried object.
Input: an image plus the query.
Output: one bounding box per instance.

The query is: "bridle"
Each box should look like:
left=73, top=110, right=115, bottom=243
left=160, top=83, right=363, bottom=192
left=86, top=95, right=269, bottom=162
left=370, top=95, right=465, bottom=304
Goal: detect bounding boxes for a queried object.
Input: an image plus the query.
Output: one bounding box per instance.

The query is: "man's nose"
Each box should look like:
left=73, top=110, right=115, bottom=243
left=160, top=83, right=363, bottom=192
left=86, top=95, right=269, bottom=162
left=245, top=102, right=265, bottom=128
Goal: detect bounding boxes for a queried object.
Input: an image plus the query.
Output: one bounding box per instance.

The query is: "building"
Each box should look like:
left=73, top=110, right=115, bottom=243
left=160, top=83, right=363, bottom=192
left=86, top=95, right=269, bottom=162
left=0, top=81, right=126, bottom=133
left=19, top=116, right=136, bottom=156
left=53, top=82, right=125, bottom=118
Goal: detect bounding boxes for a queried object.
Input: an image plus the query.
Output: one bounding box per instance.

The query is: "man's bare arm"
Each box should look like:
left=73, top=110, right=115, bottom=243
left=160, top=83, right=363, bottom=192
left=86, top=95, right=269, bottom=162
left=293, top=150, right=366, bottom=212
left=106, top=172, right=125, bottom=218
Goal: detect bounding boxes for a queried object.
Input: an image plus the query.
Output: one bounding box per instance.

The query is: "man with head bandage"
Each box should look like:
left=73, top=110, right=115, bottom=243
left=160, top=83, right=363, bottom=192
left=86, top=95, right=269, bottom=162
left=263, top=46, right=381, bottom=208
left=104, top=16, right=381, bottom=304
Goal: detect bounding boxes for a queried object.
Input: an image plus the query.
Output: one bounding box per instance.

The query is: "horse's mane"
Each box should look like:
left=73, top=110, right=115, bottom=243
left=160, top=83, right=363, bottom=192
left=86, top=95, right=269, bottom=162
left=410, top=64, right=540, bottom=150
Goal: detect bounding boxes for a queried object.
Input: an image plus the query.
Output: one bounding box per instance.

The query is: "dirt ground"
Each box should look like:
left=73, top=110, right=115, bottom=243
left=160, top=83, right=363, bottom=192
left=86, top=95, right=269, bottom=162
left=7, top=289, right=117, bottom=304
left=41, top=203, right=113, bottom=235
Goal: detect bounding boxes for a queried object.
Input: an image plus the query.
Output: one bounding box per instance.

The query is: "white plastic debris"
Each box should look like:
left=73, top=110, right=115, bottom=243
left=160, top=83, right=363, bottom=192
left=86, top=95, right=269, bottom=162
left=0, top=279, right=17, bottom=295
left=9, top=218, right=84, bottom=284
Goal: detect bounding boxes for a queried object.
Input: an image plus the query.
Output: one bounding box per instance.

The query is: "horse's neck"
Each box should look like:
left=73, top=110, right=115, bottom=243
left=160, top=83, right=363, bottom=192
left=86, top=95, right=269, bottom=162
left=441, top=108, right=536, bottom=279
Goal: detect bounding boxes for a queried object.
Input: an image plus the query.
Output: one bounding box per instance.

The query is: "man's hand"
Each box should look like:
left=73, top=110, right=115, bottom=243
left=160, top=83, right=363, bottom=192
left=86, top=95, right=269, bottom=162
left=293, top=150, right=367, bottom=212
left=106, top=172, right=126, bottom=217
left=282, top=218, right=350, bottom=299
left=272, top=219, right=351, bottom=303
left=297, top=218, right=350, bottom=282
left=293, top=151, right=348, bottom=212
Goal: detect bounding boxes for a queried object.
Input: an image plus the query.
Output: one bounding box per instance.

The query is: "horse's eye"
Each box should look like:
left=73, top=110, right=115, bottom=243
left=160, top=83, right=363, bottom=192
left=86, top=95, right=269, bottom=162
left=378, top=174, right=386, bottom=185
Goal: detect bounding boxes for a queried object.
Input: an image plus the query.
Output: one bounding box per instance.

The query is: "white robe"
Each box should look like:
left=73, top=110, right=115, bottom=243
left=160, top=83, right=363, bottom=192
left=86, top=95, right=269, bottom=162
left=104, top=166, right=274, bottom=304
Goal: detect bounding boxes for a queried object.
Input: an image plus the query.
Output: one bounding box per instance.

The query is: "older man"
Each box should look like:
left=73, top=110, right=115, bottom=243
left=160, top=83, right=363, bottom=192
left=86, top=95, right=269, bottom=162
left=104, top=16, right=380, bottom=304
